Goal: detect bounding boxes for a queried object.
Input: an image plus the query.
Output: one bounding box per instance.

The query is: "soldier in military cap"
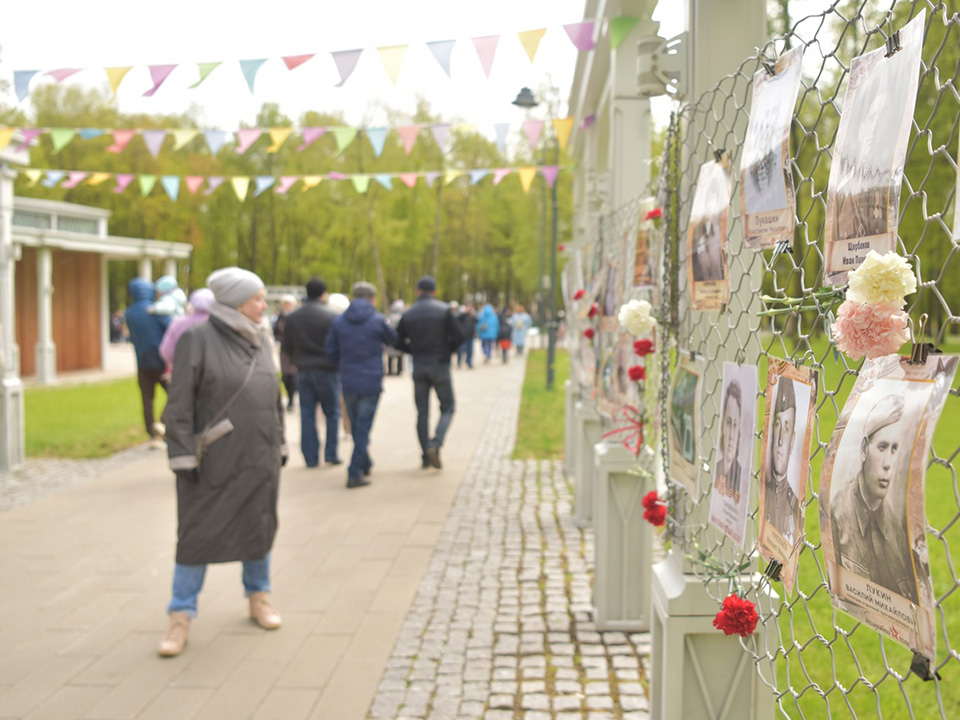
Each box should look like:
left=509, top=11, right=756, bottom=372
left=830, top=393, right=918, bottom=603
left=764, top=377, right=800, bottom=545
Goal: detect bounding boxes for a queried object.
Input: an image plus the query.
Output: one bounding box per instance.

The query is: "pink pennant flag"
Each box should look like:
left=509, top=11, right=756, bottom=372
left=563, top=21, right=596, bottom=52
left=142, top=130, right=167, bottom=158
left=331, top=49, right=362, bottom=87
left=107, top=129, right=137, bottom=153
left=297, top=127, right=326, bottom=151
left=276, top=176, right=298, bottom=194
left=282, top=54, right=314, bottom=70
left=61, top=171, right=88, bottom=189
left=398, top=125, right=420, bottom=155
left=15, top=128, right=43, bottom=151
left=523, top=119, right=543, bottom=150
left=113, top=174, right=134, bottom=193
left=399, top=173, right=418, bottom=188
left=472, top=35, right=500, bottom=79
left=493, top=168, right=512, bottom=186
left=185, top=176, right=205, bottom=195
left=328, top=172, right=347, bottom=180
left=235, top=129, right=263, bottom=154
left=143, top=64, right=177, bottom=97
left=205, top=177, right=225, bottom=195
left=46, top=68, right=81, bottom=83
left=541, top=165, right=560, bottom=187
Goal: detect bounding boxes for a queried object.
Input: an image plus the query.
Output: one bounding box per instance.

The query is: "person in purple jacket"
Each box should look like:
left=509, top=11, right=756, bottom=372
left=160, top=288, right=216, bottom=370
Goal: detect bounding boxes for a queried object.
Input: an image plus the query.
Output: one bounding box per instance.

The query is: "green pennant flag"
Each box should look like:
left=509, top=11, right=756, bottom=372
left=189, top=62, right=222, bottom=89
left=49, top=128, right=77, bottom=154
left=609, top=16, right=640, bottom=49
left=139, top=175, right=157, bottom=196
left=351, top=175, right=371, bottom=194
left=332, top=126, right=359, bottom=155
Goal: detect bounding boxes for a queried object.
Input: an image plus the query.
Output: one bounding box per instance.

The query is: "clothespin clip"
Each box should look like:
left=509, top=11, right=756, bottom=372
left=756, top=46, right=778, bottom=76
left=718, top=302, right=727, bottom=315
left=885, top=31, right=902, bottom=58
left=763, top=558, right=783, bottom=583
left=910, top=652, right=941, bottom=682
left=689, top=349, right=698, bottom=362
left=909, top=314, right=933, bottom=365
left=735, top=347, right=746, bottom=366
left=713, top=148, right=730, bottom=168
left=771, top=239, right=793, bottom=261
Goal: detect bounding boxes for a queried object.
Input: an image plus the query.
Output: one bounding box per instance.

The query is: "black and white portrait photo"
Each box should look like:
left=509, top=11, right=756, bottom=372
left=668, top=356, right=702, bottom=496
left=687, top=161, right=730, bottom=310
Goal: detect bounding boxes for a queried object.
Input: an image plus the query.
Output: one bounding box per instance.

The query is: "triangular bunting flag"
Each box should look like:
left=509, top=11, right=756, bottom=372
left=431, top=124, right=450, bottom=150
left=398, top=125, right=420, bottom=155
left=517, top=29, right=546, bottom=62
left=23, top=169, right=43, bottom=186
left=161, top=176, right=180, bottom=201
left=472, top=35, right=499, bottom=79
left=235, top=128, right=263, bottom=154
left=41, top=170, right=65, bottom=188
left=254, top=176, right=275, bottom=196
left=377, top=45, right=408, bottom=85
left=189, top=62, right=221, bottom=88
left=47, top=68, right=81, bottom=83
left=494, top=123, right=510, bottom=153
left=16, top=129, right=42, bottom=151
left=282, top=54, right=314, bottom=71
left=107, top=129, right=136, bottom=153
left=332, top=126, right=359, bottom=155
left=297, top=127, right=326, bottom=150
left=276, top=176, right=298, bottom=194
left=79, top=128, right=104, bottom=140
left=366, top=127, right=388, bottom=158
left=49, top=128, right=76, bottom=154
left=443, top=169, right=463, bottom=185
left=331, top=49, right=362, bottom=87
left=399, top=173, right=418, bottom=188
left=185, top=176, right=205, bottom=194
left=523, top=119, right=543, bottom=150
left=564, top=21, right=597, bottom=52
left=374, top=174, right=393, bottom=190
left=139, top=175, right=157, bottom=196
left=61, top=171, right=88, bottom=189
left=104, top=67, right=131, bottom=97
left=204, top=129, right=228, bottom=154
left=517, top=166, right=537, bottom=192
left=267, top=128, right=292, bottom=152
left=301, top=175, right=323, bottom=191
left=142, top=130, right=167, bottom=159
left=351, top=175, right=371, bottom=194
left=172, top=129, right=198, bottom=150
left=469, top=169, right=489, bottom=185
left=553, top=117, right=574, bottom=152
left=88, top=172, right=112, bottom=186
left=114, top=174, right=134, bottom=193
left=240, top=59, right=267, bottom=93
left=14, top=71, right=37, bottom=102
left=0, top=128, right=13, bottom=151
left=581, top=114, right=596, bottom=130
left=205, top=176, right=225, bottom=195
left=426, top=40, right=456, bottom=78
left=424, top=171, right=441, bottom=188
left=493, top=168, right=511, bottom=186
left=609, top=16, right=640, bottom=49
left=542, top=165, right=560, bottom=187
left=143, top=64, right=177, bottom=97
left=328, top=172, right=346, bottom=180
left=231, top=177, right=250, bottom=201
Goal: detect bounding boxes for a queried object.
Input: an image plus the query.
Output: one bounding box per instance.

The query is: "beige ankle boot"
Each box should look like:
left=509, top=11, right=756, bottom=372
left=249, top=592, right=282, bottom=630
left=158, top=612, right=190, bottom=657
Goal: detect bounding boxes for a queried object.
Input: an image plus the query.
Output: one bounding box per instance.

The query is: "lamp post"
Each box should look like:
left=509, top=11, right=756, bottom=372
left=513, top=87, right=559, bottom=390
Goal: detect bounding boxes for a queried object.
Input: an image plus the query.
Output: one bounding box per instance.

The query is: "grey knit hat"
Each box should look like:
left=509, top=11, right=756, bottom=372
left=206, top=267, right=265, bottom=309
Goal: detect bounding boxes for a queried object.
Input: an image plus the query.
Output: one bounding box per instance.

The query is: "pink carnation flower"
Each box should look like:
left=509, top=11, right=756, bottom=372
left=831, top=300, right=909, bottom=360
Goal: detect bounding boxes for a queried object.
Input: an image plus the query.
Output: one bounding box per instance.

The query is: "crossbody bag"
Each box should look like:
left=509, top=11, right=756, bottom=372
left=194, top=349, right=259, bottom=462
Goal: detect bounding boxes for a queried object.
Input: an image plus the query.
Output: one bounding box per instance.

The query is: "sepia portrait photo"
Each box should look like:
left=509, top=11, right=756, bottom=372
left=741, top=45, right=803, bottom=249
left=820, top=354, right=958, bottom=663
left=709, top=363, right=759, bottom=547
left=687, top=161, right=730, bottom=310
left=669, top=355, right=702, bottom=496
left=823, top=12, right=924, bottom=285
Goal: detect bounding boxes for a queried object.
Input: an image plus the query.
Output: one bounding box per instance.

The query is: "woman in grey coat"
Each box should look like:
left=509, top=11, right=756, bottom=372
left=159, top=267, right=287, bottom=657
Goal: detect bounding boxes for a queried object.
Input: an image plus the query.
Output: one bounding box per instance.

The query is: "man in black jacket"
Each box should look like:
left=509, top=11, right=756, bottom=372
left=456, top=304, right=478, bottom=368
left=280, top=278, right=341, bottom=468
left=396, top=276, right=465, bottom=469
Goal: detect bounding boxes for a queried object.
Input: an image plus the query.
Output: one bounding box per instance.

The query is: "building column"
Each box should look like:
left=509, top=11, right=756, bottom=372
left=163, top=258, right=177, bottom=278
left=34, top=247, right=56, bottom=384
left=0, top=166, right=24, bottom=470
left=139, top=258, right=152, bottom=280
left=100, top=255, right=110, bottom=371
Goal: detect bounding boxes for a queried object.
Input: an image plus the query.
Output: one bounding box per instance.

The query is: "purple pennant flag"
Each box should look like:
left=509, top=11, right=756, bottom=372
left=276, top=176, right=298, bottom=194
left=47, top=68, right=82, bottom=83
left=297, top=127, right=326, bottom=151
left=15, top=128, right=43, bottom=151
left=328, top=172, right=346, bottom=180
left=61, top=171, right=88, bottom=189
left=580, top=114, right=596, bottom=131
left=541, top=165, right=560, bottom=187
left=563, top=21, right=596, bottom=51
left=426, top=40, right=456, bottom=78
left=424, top=171, right=442, bottom=188
left=143, top=64, right=177, bottom=97
left=205, top=176, right=225, bottom=195
left=142, top=130, right=167, bottom=158
left=431, top=124, right=450, bottom=149
left=331, top=49, right=362, bottom=87
left=113, top=174, right=134, bottom=193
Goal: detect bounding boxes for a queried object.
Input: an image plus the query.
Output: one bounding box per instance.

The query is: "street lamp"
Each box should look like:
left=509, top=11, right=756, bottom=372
left=512, top=86, right=559, bottom=391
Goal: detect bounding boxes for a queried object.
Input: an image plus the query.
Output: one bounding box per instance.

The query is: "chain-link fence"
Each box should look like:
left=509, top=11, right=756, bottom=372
left=568, top=1, right=960, bottom=717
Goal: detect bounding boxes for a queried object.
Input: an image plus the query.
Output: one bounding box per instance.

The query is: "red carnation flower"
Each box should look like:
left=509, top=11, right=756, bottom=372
left=633, top=339, right=655, bottom=356
left=641, top=491, right=659, bottom=510
left=644, top=208, right=663, bottom=221
left=573, top=289, right=586, bottom=300
left=712, top=594, right=758, bottom=637
left=583, top=328, right=595, bottom=340
left=587, top=303, right=598, bottom=319
left=628, top=365, right=646, bottom=382
left=641, top=491, right=666, bottom=526
left=558, top=244, right=566, bottom=251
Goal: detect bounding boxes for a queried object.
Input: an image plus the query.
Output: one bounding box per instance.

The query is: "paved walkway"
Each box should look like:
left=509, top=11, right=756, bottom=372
left=0, top=356, right=651, bottom=719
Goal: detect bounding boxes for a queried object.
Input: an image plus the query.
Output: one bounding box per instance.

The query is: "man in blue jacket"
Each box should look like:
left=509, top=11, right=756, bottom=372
left=124, top=277, right=172, bottom=446
left=326, top=282, right=399, bottom=488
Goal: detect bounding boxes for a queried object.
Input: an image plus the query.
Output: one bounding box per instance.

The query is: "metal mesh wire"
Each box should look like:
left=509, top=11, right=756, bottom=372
left=569, top=1, right=960, bottom=717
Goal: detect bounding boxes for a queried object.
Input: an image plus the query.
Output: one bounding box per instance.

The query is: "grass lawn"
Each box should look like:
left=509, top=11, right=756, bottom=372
left=25, top=377, right=157, bottom=458
left=514, top=349, right=570, bottom=460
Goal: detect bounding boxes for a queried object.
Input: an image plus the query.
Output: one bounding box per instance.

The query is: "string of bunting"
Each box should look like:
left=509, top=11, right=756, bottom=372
left=17, top=164, right=565, bottom=200
left=0, top=116, right=577, bottom=159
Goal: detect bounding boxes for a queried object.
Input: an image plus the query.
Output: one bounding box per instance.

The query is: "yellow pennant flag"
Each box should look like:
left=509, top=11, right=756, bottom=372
left=452, top=122, right=476, bottom=135
left=267, top=128, right=293, bottom=153
left=444, top=169, right=463, bottom=186
left=301, top=175, right=323, bottom=192
left=517, top=167, right=537, bottom=193
left=552, top=117, right=574, bottom=152
left=231, top=177, right=250, bottom=202
left=0, top=128, right=14, bottom=151
left=172, top=129, right=199, bottom=150
left=377, top=45, right=408, bottom=85
left=104, top=67, right=132, bottom=98
left=87, top=172, right=113, bottom=186
left=23, top=169, right=42, bottom=186
left=517, top=28, right=547, bottom=62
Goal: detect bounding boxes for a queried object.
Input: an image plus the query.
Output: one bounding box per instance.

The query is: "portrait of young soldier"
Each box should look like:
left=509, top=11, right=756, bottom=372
left=715, top=379, right=743, bottom=503
left=691, top=178, right=727, bottom=283
left=830, top=394, right=918, bottom=603
left=763, top=377, right=800, bottom=545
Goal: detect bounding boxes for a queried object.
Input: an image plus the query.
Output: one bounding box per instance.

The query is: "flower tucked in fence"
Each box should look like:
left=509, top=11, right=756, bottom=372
left=641, top=491, right=667, bottom=526
left=846, top=250, right=917, bottom=306
left=587, top=303, right=598, bottom=319
left=831, top=300, right=910, bottom=360
left=712, top=594, right=758, bottom=637
left=573, top=289, right=586, bottom=300
left=633, top=339, right=655, bottom=356
left=583, top=328, right=595, bottom=340
left=628, top=365, right=646, bottom=382
left=644, top=207, right=663, bottom=222
left=618, top=299, right=657, bottom=338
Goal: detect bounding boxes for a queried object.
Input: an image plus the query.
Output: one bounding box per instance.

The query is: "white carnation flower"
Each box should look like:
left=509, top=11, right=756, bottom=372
left=618, top=299, right=657, bottom=337
left=847, top=251, right=917, bottom=306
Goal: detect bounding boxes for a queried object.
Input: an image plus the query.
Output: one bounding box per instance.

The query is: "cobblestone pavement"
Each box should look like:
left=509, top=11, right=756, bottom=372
left=368, top=365, right=652, bottom=720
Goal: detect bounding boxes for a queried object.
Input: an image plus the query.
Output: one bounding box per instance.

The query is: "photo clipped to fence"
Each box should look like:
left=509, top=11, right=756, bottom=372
left=687, top=160, right=730, bottom=310
left=668, top=354, right=703, bottom=496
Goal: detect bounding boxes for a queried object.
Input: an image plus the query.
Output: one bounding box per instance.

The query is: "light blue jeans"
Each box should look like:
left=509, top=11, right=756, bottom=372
left=167, top=553, right=271, bottom=617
